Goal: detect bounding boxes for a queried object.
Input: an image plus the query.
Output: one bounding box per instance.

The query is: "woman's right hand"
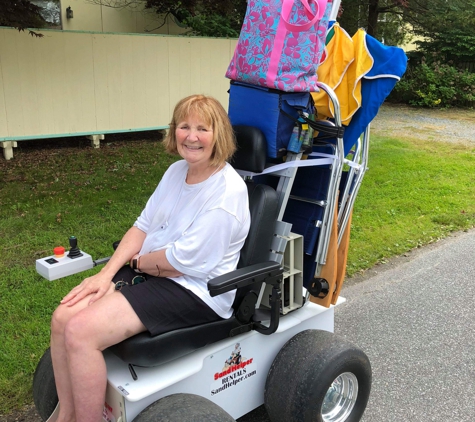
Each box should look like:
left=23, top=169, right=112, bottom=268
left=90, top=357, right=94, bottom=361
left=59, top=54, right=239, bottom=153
left=60, top=227, right=147, bottom=307
left=60, top=272, right=114, bottom=307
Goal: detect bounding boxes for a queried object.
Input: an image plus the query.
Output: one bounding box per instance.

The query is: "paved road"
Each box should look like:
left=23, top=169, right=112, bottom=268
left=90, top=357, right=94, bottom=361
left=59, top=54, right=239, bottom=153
left=371, top=104, right=475, bottom=146
left=239, top=229, right=475, bottom=422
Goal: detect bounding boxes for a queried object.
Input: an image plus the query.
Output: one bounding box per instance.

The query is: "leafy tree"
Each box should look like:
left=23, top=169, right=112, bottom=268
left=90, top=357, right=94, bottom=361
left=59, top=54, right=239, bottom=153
left=0, top=0, right=62, bottom=36
left=147, top=0, right=247, bottom=36
left=94, top=0, right=248, bottom=37
left=1, top=0, right=42, bottom=28
left=410, top=0, right=475, bottom=63
left=339, top=0, right=410, bottom=44
left=386, top=0, right=475, bottom=107
left=339, top=0, right=475, bottom=58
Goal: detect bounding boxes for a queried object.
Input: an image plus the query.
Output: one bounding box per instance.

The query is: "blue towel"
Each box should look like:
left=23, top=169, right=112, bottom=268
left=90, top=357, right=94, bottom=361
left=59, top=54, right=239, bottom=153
left=343, top=33, right=407, bottom=155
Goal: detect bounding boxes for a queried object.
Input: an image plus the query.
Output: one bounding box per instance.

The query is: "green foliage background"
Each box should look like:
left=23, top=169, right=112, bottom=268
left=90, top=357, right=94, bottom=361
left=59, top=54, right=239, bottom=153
left=390, top=59, right=475, bottom=108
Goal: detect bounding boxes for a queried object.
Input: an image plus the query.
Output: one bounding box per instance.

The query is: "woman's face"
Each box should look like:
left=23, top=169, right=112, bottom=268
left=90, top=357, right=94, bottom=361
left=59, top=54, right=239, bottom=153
left=175, top=113, right=214, bottom=167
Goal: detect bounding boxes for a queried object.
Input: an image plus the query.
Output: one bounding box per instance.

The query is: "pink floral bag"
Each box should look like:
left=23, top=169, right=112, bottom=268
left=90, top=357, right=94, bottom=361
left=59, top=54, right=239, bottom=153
left=226, top=0, right=332, bottom=92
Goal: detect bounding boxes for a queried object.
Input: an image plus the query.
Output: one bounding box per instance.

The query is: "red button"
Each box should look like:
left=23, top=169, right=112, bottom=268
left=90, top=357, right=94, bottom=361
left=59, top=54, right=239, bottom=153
left=54, top=246, right=65, bottom=257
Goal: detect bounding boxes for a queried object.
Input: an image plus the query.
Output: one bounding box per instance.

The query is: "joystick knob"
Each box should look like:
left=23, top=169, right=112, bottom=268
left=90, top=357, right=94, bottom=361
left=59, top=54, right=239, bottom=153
left=67, top=236, right=83, bottom=259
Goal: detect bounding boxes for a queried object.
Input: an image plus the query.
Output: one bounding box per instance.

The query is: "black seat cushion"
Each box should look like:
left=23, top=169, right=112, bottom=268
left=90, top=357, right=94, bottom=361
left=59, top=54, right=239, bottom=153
left=109, top=317, right=243, bottom=367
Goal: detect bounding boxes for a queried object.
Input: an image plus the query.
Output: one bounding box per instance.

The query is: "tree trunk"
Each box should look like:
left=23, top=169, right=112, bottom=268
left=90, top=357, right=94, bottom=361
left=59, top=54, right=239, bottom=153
left=367, top=0, right=379, bottom=36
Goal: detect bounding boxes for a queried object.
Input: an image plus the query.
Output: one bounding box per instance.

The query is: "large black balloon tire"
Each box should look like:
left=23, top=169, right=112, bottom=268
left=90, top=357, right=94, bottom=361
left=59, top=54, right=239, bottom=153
left=33, top=348, right=59, bottom=422
left=133, top=393, right=236, bottom=422
left=264, top=329, right=371, bottom=422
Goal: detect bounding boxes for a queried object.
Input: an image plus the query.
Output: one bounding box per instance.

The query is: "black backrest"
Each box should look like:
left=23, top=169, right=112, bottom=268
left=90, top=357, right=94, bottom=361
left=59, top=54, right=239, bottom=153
left=238, top=182, right=279, bottom=269
left=231, top=125, right=268, bottom=173
left=231, top=126, right=279, bottom=308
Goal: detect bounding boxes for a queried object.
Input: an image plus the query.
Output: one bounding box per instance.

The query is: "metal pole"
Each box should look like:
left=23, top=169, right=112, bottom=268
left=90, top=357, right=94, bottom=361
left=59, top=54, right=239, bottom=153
left=330, top=0, right=342, bottom=21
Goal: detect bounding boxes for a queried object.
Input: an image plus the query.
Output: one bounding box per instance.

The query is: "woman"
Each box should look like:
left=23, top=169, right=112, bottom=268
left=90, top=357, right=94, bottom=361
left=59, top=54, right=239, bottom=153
left=50, top=94, right=251, bottom=422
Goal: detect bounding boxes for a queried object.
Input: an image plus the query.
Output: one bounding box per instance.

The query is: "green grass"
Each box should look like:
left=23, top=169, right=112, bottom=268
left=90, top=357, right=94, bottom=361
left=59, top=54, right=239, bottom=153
left=1, top=133, right=475, bottom=414
left=0, top=136, right=179, bottom=413
left=347, top=136, right=475, bottom=274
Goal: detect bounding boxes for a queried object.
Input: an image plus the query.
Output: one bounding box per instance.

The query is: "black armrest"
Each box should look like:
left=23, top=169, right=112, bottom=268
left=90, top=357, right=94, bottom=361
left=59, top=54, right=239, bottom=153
left=208, top=261, right=282, bottom=297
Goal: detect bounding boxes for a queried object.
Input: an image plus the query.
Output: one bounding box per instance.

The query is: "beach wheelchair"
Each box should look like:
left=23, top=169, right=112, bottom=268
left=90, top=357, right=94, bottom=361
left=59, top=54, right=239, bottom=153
left=33, top=85, right=372, bottom=422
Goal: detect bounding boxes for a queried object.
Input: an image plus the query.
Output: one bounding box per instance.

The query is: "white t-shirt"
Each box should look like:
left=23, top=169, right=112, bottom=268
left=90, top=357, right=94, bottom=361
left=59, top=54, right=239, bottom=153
left=134, top=160, right=250, bottom=319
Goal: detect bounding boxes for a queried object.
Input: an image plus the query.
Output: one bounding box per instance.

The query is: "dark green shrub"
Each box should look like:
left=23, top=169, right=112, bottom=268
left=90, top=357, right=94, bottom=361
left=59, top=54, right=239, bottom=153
left=389, top=60, right=475, bottom=108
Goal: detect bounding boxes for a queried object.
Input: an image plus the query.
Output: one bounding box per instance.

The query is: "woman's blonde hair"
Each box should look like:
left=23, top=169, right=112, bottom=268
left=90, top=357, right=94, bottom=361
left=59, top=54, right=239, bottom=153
left=163, top=95, right=236, bottom=166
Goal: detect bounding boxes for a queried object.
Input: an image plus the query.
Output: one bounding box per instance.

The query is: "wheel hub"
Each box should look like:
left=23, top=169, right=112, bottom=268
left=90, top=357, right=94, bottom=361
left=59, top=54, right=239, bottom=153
left=321, top=372, right=359, bottom=422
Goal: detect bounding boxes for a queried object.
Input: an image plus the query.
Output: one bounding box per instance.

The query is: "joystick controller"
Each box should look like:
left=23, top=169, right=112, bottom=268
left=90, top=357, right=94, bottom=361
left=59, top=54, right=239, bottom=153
left=67, top=236, right=83, bottom=259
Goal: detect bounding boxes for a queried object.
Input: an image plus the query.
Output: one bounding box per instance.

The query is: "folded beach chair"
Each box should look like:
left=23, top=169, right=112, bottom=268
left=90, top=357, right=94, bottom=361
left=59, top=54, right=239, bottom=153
left=282, top=32, right=407, bottom=306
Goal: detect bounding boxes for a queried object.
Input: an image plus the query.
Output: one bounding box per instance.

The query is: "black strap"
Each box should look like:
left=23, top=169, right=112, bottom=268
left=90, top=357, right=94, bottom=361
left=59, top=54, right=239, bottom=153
left=279, top=108, right=300, bottom=125
left=280, top=108, right=345, bottom=138
left=300, top=114, right=345, bottom=138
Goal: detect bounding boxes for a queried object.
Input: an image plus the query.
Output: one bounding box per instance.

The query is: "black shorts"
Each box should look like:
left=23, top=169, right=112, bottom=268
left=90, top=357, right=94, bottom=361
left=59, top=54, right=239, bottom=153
left=112, top=266, right=222, bottom=336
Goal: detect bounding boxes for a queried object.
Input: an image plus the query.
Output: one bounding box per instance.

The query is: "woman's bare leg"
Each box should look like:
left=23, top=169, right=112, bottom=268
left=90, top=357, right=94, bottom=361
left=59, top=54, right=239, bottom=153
left=51, top=290, right=107, bottom=422
left=63, top=289, right=145, bottom=422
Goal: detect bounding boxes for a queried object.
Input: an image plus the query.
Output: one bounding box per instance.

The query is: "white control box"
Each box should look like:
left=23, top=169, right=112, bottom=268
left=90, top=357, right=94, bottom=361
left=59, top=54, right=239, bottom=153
left=36, top=251, right=94, bottom=281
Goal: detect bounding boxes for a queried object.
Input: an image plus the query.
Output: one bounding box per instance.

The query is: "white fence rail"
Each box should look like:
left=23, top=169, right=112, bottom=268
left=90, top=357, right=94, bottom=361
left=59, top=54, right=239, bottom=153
left=0, top=28, right=237, bottom=159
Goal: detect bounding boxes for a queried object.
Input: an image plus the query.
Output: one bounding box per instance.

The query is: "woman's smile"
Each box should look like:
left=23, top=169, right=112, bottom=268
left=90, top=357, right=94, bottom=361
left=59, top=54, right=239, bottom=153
left=183, top=144, right=203, bottom=150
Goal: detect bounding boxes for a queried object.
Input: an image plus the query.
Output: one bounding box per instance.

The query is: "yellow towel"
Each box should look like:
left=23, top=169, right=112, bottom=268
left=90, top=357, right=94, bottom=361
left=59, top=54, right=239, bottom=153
left=312, top=23, right=354, bottom=121
left=341, top=29, right=373, bottom=124
left=313, top=26, right=373, bottom=125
